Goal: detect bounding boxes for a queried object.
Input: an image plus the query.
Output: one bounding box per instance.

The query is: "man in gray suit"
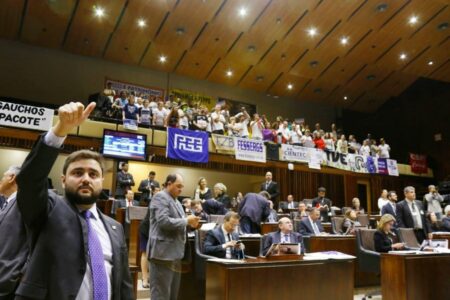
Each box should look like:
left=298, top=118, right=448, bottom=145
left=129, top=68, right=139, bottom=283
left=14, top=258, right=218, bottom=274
left=148, top=174, right=200, bottom=300
left=0, top=165, right=27, bottom=299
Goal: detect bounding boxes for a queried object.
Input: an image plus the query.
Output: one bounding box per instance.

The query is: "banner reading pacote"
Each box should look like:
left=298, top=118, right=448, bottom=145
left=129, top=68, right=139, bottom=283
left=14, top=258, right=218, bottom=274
left=166, top=128, right=208, bottom=163
left=234, top=137, right=266, bottom=163
left=0, top=101, right=54, bottom=131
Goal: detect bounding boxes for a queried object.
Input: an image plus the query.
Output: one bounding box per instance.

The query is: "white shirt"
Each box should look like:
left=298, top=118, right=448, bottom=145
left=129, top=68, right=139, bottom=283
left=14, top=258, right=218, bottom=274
left=281, top=232, right=291, bottom=243
left=250, top=120, right=263, bottom=140
left=44, top=131, right=113, bottom=300
left=211, top=111, right=225, bottom=131
left=152, top=108, right=167, bottom=126
left=4, top=191, right=17, bottom=205
left=379, top=144, right=391, bottom=158
left=360, top=145, right=371, bottom=156
left=378, top=197, right=389, bottom=210
left=290, top=125, right=302, bottom=144
left=221, top=225, right=233, bottom=259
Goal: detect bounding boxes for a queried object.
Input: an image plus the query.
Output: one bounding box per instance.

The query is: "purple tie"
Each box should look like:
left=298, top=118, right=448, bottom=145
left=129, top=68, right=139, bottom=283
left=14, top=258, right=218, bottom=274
left=82, top=210, right=108, bottom=300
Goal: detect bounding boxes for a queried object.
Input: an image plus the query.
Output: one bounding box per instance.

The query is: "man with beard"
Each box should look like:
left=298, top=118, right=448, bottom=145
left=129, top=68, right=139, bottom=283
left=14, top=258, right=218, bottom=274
left=14, top=101, right=133, bottom=299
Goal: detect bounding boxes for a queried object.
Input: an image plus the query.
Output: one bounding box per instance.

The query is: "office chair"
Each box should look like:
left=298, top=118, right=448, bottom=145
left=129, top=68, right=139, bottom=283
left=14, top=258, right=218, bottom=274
left=397, top=228, right=420, bottom=249
left=331, top=216, right=345, bottom=234
left=356, top=229, right=381, bottom=300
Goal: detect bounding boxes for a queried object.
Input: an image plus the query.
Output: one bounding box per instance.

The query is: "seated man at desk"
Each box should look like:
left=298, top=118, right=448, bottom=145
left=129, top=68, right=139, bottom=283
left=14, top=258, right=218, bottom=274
left=203, top=212, right=244, bottom=259
left=263, top=217, right=304, bottom=255
left=299, top=208, right=325, bottom=236
left=292, top=202, right=309, bottom=220
left=118, top=190, right=140, bottom=208
left=278, top=194, right=299, bottom=212
left=374, top=214, right=405, bottom=253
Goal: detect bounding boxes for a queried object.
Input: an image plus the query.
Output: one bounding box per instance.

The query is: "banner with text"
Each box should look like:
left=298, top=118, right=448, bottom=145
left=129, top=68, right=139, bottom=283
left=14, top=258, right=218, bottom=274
left=166, top=128, right=208, bottom=163
left=0, top=101, right=54, bottom=131
left=169, top=88, right=215, bottom=110
left=211, top=134, right=235, bottom=155
left=234, top=137, right=266, bottom=163
left=409, top=153, right=428, bottom=174
left=281, top=144, right=310, bottom=163
left=105, top=78, right=164, bottom=98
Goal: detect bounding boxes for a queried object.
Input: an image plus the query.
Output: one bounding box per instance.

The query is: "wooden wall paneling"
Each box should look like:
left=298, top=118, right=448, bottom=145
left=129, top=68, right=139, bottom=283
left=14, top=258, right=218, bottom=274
left=103, top=0, right=170, bottom=65
left=63, top=0, right=126, bottom=57
left=0, top=0, right=25, bottom=40
left=21, top=0, right=75, bottom=48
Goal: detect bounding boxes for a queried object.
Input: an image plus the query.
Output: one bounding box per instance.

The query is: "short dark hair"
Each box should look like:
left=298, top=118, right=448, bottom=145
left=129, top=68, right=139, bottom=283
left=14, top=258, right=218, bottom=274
left=149, top=171, right=156, bottom=176
left=63, top=150, right=105, bottom=175
left=224, top=212, right=240, bottom=222
left=164, top=173, right=180, bottom=187
left=387, top=191, right=396, bottom=199
left=259, top=191, right=271, bottom=200
left=318, top=187, right=326, bottom=192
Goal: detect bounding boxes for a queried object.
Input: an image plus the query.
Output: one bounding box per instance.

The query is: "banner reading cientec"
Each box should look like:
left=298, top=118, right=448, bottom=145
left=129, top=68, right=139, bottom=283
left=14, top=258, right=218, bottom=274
left=166, top=127, right=209, bottom=163
left=234, top=137, right=266, bottom=163
left=0, top=101, right=54, bottom=131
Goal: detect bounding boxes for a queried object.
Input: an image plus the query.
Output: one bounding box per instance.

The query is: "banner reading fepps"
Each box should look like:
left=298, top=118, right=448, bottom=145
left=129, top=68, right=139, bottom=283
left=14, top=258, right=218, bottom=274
left=0, top=101, right=54, bottom=131
left=166, top=128, right=208, bottom=163
left=234, top=137, right=266, bottom=163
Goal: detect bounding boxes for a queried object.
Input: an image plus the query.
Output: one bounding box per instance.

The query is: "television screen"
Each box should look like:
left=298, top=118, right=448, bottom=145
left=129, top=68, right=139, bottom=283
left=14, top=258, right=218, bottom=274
left=101, top=129, right=147, bottom=161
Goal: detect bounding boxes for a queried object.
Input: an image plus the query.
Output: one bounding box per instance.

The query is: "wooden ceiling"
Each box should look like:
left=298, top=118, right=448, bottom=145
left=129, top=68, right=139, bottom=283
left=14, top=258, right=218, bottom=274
left=1, top=0, right=449, bottom=112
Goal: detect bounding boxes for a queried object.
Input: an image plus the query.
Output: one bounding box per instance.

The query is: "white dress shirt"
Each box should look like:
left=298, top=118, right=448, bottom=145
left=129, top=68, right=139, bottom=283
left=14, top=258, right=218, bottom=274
left=221, top=225, right=233, bottom=259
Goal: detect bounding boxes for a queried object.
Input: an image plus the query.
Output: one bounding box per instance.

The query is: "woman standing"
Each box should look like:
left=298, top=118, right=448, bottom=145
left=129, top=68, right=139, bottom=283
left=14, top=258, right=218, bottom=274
left=194, top=177, right=212, bottom=200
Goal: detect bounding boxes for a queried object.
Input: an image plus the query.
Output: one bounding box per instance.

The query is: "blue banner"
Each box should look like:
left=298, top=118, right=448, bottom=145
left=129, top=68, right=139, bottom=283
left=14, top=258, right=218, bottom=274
left=366, top=156, right=377, bottom=174
left=377, top=158, right=388, bottom=175
left=166, top=128, right=208, bottom=163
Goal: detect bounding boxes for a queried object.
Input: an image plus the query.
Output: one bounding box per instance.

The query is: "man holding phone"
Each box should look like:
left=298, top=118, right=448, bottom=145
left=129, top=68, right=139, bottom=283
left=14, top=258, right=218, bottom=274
left=203, top=212, right=244, bottom=259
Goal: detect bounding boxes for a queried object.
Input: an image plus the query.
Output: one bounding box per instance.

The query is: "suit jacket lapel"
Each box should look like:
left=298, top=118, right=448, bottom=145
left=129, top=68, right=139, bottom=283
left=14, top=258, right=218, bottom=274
left=98, top=210, right=120, bottom=295
left=0, top=197, right=15, bottom=225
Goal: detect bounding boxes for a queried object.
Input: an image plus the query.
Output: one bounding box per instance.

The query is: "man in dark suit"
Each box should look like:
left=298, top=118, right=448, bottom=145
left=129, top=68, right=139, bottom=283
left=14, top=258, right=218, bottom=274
left=238, top=192, right=271, bottom=233
left=260, top=171, right=280, bottom=206
left=396, top=186, right=432, bottom=243
left=0, top=165, right=28, bottom=299
left=202, top=198, right=228, bottom=215
left=263, top=217, right=305, bottom=256
left=381, top=191, right=398, bottom=219
left=311, top=187, right=332, bottom=222
left=14, top=102, right=134, bottom=299
left=138, top=171, right=160, bottom=204
left=115, top=162, right=135, bottom=199
left=118, top=190, right=140, bottom=208
left=278, top=194, right=299, bottom=211
left=299, top=208, right=325, bottom=236
left=204, top=212, right=244, bottom=259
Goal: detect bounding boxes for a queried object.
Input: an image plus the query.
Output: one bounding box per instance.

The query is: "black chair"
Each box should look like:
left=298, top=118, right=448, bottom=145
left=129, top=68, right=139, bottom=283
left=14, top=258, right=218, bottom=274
left=259, top=234, right=269, bottom=256
left=357, top=214, right=370, bottom=227
left=194, top=230, right=217, bottom=282
left=356, top=229, right=381, bottom=300
left=331, top=216, right=345, bottom=234
left=397, top=228, right=420, bottom=249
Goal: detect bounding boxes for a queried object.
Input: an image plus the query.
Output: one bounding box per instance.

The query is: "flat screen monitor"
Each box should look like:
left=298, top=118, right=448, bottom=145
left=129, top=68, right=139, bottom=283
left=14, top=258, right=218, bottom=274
left=101, top=129, right=147, bottom=161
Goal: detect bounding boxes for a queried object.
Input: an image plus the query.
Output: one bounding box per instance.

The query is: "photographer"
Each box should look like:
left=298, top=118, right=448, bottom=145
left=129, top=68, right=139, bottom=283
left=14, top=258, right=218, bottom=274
left=424, top=185, right=444, bottom=219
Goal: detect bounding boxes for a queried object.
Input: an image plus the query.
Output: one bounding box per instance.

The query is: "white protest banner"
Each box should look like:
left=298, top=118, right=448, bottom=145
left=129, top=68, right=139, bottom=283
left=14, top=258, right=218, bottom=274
left=0, top=101, right=54, bottom=131
left=347, top=154, right=369, bottom=173
left=211, top=134, right=235, bottom=155
left=323, top=150, right=350, bottom=171
left=281, top=144, right=310, bottom=163
left=307, top=148, right=323, bottom=170
left=234, top=137, right=266, bottom=163
left=387, top=159, right=399, bottom=176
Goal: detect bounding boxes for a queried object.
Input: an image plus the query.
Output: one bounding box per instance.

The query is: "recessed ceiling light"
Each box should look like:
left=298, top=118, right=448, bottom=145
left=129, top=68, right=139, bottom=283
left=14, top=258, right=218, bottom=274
left=427, top=61, right=434, bottom=66
left=376, top=3, right=388, bottom=12
left=309, top=60, right=319, bottom=68
left=159, top=55, right=167, bottom=63
left=176, top=27, right=185, bottom=35
left=366, top=74, right=376, bottom=80
left=437, top=22, right=449, bottom=31
left=137, top=19, right=146, bottom=28
left=226, top=70, right=233, bottom=77
left=256, top=76, right=264, bottom=82
left=247, top=45, right=256, bottom=52
left=340, top=36, right=349, bottom=45
left=408, top=16, right=418, bottom=25
left=238, top=7, right=247, bottom=17
left=273, top=95, right=279, bottom=99
left=307, top=27, right=317, bottom=37
left=287, top=84, right=293, bottom=90
left=313, top=88, right=322, bottom=94
left=399, top=53, right=407, bottom=60
left=94, top=6, right=105, bottom=18
left=343, top=96, right=348, bottom=100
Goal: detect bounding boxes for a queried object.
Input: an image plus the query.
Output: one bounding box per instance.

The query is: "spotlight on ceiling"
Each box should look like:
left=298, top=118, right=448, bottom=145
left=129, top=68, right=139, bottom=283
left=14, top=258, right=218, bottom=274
left=340, top=36, right=349, bottom=45
left=307, top=27, right=317, bottom=37
left=238, top=7, right=248, bottom=17
left=137, top=19, right=146, bottom=28
left=408, top=15, right=418, bottom=25
left=226, top=70, right=233, bottom=77
left=399, top=53, right=407, bottom=60
left=159, top=55, right=167, bottom=63
left=287, top=84, right=293, bottom=90
left=94, top=6, right=105, bottom=18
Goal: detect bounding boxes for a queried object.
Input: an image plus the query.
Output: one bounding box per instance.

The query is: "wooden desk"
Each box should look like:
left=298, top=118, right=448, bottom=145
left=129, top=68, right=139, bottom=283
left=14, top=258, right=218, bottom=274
left=432, top=232, right=450, bottom=246
left=206, top=257, right=355, bottom=300
left=381, top=253, right=450, bottom=300
left=261, top=223, right=278, bottom=234
left=309, top=235, right=379, bottom=287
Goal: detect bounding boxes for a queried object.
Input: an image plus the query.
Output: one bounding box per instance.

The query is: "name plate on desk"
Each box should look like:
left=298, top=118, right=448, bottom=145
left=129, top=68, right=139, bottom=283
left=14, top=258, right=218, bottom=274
left=262, top=243, right=303, bottom=260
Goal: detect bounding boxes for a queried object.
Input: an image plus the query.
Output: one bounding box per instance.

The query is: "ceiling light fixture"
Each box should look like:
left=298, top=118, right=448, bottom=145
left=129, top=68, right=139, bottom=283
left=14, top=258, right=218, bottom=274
left=137, top=19, right=146, bottom=28
left=376, top=3, right=388, bottom=12
left=399, top=53, right=407, bottom=60
left=238, top=7, right=247, bottom=17
left=437, top=22, right=449, bottom=31
left=94, top=6, right=105, bottom=18
left=159, top=55, right=167, bottom=63
left=343, top=96, right=348, bottom=100
left=408, top=15, right=418, bottom=25
left=307, top=27, right=317, bottom=37
left=427, top=61, right=434, bottom=66
left=340, top=36, right=349, bottom=45
left=226, top=70, right=233, bottom=77
left=287, top=84, right=293, bottom=90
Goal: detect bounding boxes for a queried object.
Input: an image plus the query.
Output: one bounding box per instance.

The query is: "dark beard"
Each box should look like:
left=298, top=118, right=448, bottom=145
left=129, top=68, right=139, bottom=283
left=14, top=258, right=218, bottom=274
left=65, top=186, right=100, bottom=205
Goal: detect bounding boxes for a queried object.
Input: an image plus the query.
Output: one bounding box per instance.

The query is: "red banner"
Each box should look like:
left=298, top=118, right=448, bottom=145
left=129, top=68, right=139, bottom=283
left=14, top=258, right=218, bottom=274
left=409, top=153, right=428, bottom=174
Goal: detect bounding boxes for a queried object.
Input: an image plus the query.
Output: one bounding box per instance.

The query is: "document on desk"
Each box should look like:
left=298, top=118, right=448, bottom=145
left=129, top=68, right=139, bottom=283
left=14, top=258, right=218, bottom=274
left=208, top=258, right=245, bottom=263
left=239, top=233, right=262, bottom=238
left=304, top=251, right=355, bottom=260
